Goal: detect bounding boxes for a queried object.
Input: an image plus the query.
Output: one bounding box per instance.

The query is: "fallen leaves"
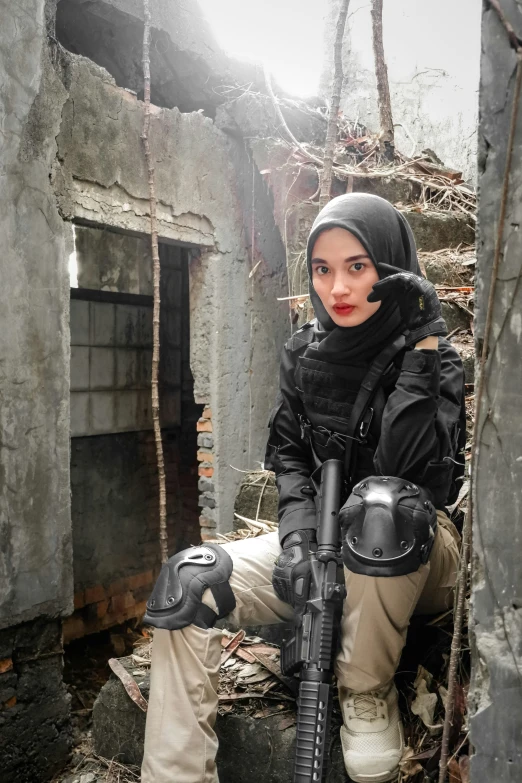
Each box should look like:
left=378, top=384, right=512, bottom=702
left=411, top=667, right=441, bottom=734
left=218, top=630, right=295, bottom=717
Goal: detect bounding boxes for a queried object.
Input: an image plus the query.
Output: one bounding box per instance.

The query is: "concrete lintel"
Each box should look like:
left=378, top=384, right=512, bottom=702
left=65, top=179, right=215, bottom=247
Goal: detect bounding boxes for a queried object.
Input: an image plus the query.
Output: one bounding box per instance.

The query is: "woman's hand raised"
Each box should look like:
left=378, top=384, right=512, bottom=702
left=367, top=263, right=447, bottom=344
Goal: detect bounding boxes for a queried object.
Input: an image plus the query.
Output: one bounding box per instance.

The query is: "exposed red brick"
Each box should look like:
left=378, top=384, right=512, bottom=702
left=198, top=465, right=214, bottom=477
left=200, top=528, right=218, bottom=542
left=109, top=591, right=135, bottom=614
left=62, top=616, right=86, bottom=644
left=127, top=570, right=154, bottom=590
left=106, top=577, right=128, bottom=598
left=202, top=407, right=212, bottom=419
left=197, top=450, right=214, bottom=464
left=196, top=419, right=212, bottom=433
left=199, top=514, right=216, bottom=529
left=73, top=591, right=85, bottom=610
left=0, top=659, right=13, bottom=674
left=96, top=600, right=109, bottom=619
left=83, top=584, right=106, bottom=605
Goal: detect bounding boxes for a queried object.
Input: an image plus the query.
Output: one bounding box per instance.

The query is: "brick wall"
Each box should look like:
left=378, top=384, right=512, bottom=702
left=196, top=405, right=217, bottom=540
left=64, top=426, right=200, bottom=643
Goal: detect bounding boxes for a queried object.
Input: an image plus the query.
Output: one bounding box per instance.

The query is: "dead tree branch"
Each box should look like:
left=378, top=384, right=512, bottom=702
left=263, top=67, right=324, bottom=166
left=142, top=0, right=168, bottom=565
left=438, top=510, right=470, bottom=782
left=371, top=0, right=394, bottom=160
left=320, top=0, right=351, bottom=207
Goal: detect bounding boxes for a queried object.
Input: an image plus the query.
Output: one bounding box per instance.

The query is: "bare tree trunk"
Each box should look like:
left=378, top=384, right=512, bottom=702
left=371, top=0, right=395, bottom=161
left=142, top=0, right=168, bottom=565
left=319, top=0, right=351, bottom=207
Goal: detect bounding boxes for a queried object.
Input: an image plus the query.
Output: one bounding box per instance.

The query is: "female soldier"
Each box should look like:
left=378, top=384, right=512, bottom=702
left=141, top=194, right=465, bottom=783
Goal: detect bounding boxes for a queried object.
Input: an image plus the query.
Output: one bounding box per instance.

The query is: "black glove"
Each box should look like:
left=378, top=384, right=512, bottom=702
left=272, top=529, right=317, bottom=613
left=367, top=263, right=447, bottom=344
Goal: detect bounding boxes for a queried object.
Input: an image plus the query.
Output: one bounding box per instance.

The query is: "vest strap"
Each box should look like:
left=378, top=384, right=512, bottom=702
left=344, top=334, right=407, bottom=483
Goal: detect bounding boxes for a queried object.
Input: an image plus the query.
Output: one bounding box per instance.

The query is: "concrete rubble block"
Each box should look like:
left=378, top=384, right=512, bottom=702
left=441, top=302, right=472, bottom=334
left=422, top=254, right=475, bottom=286
left=402, top=211, right=475, bottom=252
left=199, top=492, right=216, bottom=509
left=451, top=334, right=475, bottom=385
left=197, top=433, right=214, bottom=449
left=198, top=477, right=215, bottom=494
left=352, top=174, right=418, bottom=205
left=234, top=471, right=279, bottom=527
left=216, top=92, right=327, bottom=145
left=92, top=658, right=349, bottom=781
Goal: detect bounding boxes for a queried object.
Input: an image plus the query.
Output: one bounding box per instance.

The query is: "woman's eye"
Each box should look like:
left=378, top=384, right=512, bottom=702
left=351, top=262, right=365, bottom=272
left=315, top=266, right=329, bottom=276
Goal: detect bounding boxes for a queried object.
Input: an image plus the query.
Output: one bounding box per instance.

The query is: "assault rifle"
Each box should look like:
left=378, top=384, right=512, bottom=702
left=280, top=459, right=346, bottom=783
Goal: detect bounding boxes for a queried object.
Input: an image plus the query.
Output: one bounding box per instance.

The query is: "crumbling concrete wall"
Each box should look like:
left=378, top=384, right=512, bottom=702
left=54, top=51, right=288, bottom=534
left=0, top=0, right=73, bottom=776
left=56, top=0, right=261, bottom=114
left=470, top=2, right=522, bottom=780
left=322, top=0, right=481, bottom=182
left=0, top=0, right=72, bottom=631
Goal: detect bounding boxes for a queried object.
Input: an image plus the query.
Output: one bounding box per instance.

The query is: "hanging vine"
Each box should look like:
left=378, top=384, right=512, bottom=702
left=142, top=0, right=168, bottom=565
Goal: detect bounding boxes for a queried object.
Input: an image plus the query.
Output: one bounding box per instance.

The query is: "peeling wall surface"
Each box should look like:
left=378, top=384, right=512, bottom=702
left=322, top=0, right=481, bottom=182
left=0, top=0, right=72, bottom=629
left=0, top=1, right=73, bottom=776
left=54, top=45, right=288, bottom=531
left=471, top=2, right=522, bottom=779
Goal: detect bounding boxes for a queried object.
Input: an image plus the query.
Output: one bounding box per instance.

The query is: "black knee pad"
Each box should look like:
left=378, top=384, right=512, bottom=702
left=339, top=476, right=437, bottom=577
left=143, top=544, right=236, bottom=630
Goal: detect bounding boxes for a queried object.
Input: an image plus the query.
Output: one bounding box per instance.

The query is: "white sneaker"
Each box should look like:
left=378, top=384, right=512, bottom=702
left=340, top=683, right=404, bottom=783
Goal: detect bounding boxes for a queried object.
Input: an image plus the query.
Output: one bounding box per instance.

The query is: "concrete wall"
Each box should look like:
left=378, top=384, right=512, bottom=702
left=54, top=51, right=289, bottom=533
left=0, top=0, right=73, bottom=776
left=322, top=0, right=481, bottom=182
left=0, top=0, right=72, bottom=629
left=470, top=2, right=522, bottom=779
left=56, top=0, right=260, bottom=114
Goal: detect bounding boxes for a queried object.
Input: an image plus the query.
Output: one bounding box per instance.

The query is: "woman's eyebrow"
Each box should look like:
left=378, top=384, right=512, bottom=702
left=311, top=254, right=369, bottom=264
left=345, top=254, right=370, bottom=262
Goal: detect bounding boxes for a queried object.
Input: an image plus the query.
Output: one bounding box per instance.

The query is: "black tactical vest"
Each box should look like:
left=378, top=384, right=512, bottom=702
left=294, top=351, right=402, bottom=484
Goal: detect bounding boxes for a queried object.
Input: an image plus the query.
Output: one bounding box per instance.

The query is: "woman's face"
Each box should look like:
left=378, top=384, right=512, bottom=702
left=311, top=227, right=381, bottom=327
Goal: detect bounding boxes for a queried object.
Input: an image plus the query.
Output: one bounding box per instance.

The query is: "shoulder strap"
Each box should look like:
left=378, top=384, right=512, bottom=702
left=344, top=334, right=407, bottom=483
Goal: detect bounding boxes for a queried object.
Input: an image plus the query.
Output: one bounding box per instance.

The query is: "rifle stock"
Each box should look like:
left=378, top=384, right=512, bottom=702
left=280, top=459, right=346, bottom=782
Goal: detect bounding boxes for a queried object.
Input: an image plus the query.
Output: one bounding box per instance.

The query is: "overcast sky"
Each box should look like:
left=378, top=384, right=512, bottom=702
left=198, top=0, right=328, bottom=96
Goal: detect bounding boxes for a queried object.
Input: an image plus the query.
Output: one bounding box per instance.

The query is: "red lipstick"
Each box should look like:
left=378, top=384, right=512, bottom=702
left=333, top=304, right=355, bottom=315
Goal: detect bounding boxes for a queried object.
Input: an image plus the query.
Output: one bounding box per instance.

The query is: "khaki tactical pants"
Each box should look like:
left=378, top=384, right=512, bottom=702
left=141, top=510, right=460, bottom=783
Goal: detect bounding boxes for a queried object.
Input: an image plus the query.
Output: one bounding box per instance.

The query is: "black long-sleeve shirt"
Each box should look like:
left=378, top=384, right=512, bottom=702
left=265, top=324, right=466, bottom=543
